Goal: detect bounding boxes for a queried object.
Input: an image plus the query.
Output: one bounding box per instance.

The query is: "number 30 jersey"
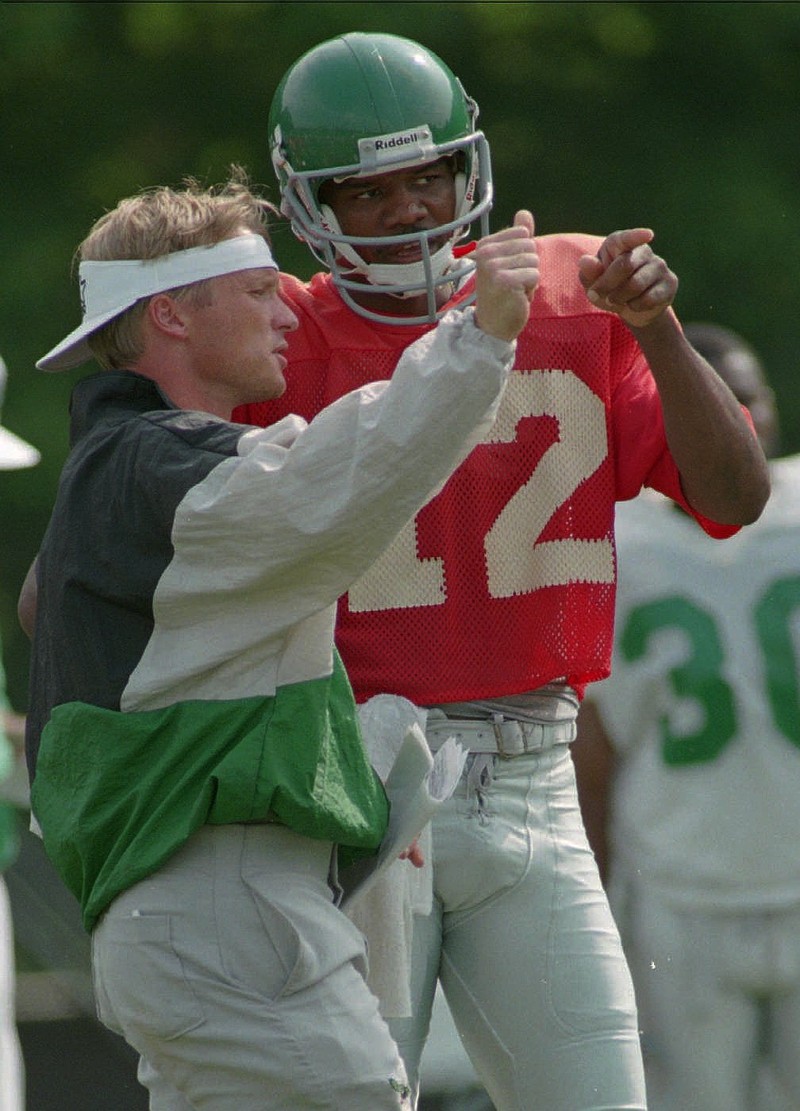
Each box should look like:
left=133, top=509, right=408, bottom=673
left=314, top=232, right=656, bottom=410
left=236, top=233, right=734, bottom=704
left=591, top=457, right=800, bottom=908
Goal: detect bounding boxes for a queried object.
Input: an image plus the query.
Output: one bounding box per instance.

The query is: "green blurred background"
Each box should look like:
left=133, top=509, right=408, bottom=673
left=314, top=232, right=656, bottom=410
left=1, top=0, right=799, bottom=712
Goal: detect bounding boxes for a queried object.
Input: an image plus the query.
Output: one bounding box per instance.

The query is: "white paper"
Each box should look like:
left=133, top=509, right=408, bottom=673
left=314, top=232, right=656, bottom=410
left=341, top=724, right=466, bottom=908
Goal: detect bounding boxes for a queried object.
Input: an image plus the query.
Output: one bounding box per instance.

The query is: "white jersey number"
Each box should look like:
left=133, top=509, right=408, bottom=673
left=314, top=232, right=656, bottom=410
left=349, top=369, right=614, bottom=613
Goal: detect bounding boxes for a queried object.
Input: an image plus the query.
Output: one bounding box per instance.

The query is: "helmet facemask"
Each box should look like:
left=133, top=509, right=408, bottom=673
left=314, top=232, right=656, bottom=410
left=274, top=127, right=492, bottom=324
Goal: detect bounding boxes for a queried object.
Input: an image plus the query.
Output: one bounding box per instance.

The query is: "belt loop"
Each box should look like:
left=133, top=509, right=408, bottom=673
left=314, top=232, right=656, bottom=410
left=491, top=714, right=529, bottom=759
left=491, top=713, right=507, bottom=758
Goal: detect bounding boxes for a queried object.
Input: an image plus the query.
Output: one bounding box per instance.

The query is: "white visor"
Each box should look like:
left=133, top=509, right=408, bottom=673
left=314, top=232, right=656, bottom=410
left=37, top=234, right=278, bottom=372
left=0, top=357, right=39, bottom=469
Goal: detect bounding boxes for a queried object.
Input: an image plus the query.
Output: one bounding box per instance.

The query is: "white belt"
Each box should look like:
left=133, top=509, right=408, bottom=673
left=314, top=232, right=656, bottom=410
left=425, top=715, right=576, bottom=759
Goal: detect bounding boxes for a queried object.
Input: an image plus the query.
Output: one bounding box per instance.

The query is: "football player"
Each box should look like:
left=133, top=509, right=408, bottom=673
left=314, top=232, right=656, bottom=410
left=574, top=324, right=799, bottom=1111
left=235, top=33, right=769, bottom=1110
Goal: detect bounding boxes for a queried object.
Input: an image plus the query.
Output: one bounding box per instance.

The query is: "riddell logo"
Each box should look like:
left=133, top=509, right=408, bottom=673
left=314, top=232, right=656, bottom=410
left=374, top=131, right=423, bottom=151
left=359, top=125, right=434, bottom=166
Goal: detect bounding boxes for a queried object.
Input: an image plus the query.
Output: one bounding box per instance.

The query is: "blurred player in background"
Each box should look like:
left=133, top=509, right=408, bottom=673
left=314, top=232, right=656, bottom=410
left=235, top=33, right=769, bottom=1110
left=0, top=353, right=39, bottom=1111
left=573, top=323, right=799, bottom=1111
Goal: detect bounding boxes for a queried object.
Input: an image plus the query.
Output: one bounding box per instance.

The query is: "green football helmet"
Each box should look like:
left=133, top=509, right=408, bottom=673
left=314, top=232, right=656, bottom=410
left=269, top=32, right=494, bottom=324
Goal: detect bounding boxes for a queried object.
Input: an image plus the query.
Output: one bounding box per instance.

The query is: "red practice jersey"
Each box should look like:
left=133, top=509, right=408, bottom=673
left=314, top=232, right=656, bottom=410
left=236, top=233, right=734, bottom=703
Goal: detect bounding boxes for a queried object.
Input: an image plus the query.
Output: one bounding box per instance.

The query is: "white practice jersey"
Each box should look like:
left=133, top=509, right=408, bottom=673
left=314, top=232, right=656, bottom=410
left=591, top=455, right=800, bottom=910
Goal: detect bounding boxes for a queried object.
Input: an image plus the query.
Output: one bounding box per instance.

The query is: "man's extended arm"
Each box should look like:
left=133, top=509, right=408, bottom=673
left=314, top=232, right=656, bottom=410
left=579, top=228, right=769, bottom=525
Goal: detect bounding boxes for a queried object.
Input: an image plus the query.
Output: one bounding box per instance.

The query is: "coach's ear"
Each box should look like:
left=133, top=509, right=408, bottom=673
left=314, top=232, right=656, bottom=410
left=147, top=293, right=189, bottom=339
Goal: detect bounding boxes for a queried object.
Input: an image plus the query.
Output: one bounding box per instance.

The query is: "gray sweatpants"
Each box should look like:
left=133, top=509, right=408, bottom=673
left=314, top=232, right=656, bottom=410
left=91, top=823, right=410, bottom=1109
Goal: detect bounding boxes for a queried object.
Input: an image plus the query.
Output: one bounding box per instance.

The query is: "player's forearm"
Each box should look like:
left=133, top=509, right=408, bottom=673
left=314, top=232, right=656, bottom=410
left=632, top=312, right=770, bottom=524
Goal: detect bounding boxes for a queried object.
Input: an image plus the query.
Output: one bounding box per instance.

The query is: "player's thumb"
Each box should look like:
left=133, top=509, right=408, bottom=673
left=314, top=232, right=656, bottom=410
left=513, top=209, right=535, bottom=237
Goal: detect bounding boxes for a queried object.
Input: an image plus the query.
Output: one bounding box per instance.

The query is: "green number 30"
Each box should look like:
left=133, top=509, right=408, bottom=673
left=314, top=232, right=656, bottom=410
left=619, top=576, right=800, bottom=766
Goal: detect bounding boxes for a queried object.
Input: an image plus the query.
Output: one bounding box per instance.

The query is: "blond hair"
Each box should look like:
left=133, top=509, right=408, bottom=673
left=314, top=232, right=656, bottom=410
left=81, top=167, right=275, bottom=369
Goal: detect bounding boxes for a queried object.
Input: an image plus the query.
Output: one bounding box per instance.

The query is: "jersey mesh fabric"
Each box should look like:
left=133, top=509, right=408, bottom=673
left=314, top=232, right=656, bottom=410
left=236, top=234, right=726, bottom=705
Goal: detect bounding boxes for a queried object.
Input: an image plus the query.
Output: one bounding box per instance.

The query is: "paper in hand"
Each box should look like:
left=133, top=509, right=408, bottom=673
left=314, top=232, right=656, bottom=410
left=341, top=722, right=466, bottom=907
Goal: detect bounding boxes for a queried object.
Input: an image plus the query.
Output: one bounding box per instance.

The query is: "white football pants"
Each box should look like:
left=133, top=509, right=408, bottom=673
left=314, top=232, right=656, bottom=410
left=389, top=737, right=647, bottom=1110
left=615, top=879, right=800, bottom=1111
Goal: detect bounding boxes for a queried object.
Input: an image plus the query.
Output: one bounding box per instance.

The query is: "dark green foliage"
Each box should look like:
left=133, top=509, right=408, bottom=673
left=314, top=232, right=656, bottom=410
left=2, top=1, right=798, bottom=704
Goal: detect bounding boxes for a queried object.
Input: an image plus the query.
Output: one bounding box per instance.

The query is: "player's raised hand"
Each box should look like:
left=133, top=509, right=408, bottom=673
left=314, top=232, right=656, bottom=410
left=578, top=228, right=678, bottom=329
left=473, top=210, right=539, bottom=342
